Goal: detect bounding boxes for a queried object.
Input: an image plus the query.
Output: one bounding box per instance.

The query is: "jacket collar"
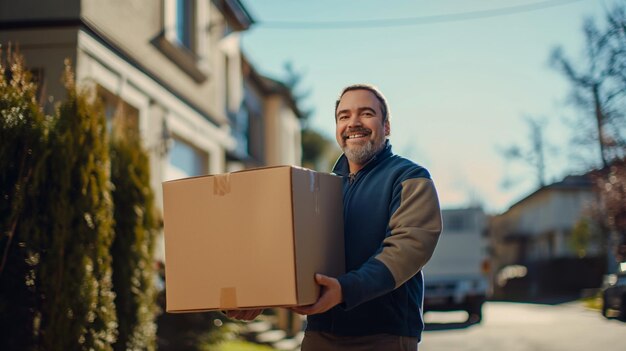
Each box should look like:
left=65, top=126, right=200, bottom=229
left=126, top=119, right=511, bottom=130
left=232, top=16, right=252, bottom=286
left=332, top=140, right=393, bottom=177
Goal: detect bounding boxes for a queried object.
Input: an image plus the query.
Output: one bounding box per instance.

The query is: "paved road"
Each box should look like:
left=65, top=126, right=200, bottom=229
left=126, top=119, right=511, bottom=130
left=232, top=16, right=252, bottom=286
left=419, top=301, right=625, bottom=351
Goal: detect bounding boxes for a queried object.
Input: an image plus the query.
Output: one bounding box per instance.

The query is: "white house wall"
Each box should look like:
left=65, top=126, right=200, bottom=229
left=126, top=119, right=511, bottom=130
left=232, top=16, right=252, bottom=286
left=510, top=190, right=595, bottom=236
left=219, top=34, right=244, bottom=114
left=75, top=29, right=233, bottom=263
left=506, top=189, right=596, bottom=260
left=279, top=103, right=302, bottom=166
left=262, top=96, right=302, bottom=166
left=76, top=30, right=232, bottom=164
left=80, top=0, right=227, bottom=123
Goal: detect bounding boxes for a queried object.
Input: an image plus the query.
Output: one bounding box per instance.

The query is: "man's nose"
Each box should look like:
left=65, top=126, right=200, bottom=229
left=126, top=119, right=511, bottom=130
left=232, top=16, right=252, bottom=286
left=347, top=115, right=362, bottom=127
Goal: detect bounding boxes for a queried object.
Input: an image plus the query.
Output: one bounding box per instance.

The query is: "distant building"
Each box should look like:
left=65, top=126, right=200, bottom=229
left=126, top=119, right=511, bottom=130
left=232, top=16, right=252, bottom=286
left=489, top=174, right=605, bottom=299
left=237, top=54, right=304, bottom=170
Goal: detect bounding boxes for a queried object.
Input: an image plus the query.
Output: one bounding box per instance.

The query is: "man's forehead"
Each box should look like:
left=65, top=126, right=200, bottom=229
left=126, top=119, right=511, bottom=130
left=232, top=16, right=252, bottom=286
left=337, top=89, right=380, bottom=110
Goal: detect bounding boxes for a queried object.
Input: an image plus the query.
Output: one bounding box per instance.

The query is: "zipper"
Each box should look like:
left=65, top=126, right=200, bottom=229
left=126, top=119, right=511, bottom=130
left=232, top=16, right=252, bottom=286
left=332, top=172, right=362, bottom=333
left=345, top=172, right=360, bottom=205
left=342, top=169, right=364, bottom=232
left=348, top=173, right=356, bottom=184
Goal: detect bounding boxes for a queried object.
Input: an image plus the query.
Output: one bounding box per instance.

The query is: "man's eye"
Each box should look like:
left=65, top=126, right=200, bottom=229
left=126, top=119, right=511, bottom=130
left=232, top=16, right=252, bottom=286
left=338, top=115, right=348, bottom=120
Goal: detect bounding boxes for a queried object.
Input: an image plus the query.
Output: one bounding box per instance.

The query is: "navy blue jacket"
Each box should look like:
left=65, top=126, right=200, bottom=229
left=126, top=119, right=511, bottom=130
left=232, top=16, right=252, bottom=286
left=306, top=141, right=442, bottom=339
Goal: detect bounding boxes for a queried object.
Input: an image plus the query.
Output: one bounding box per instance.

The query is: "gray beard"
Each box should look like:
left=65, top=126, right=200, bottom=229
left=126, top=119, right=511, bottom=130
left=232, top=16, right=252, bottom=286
left=343, top=139, right=384, bottom=166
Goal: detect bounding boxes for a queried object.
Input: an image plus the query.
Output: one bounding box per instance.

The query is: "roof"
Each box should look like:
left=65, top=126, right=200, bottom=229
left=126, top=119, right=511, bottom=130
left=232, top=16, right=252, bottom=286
left=241, top=54, right=304, bottom=118
left=213, top=0, right=255, bottom=31
left=505, top=173, right=593, bottom=213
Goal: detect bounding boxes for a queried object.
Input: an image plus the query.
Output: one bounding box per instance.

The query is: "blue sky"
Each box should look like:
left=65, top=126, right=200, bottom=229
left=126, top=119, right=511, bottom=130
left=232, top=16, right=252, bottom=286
left=240, top=0, right=615, bottom=213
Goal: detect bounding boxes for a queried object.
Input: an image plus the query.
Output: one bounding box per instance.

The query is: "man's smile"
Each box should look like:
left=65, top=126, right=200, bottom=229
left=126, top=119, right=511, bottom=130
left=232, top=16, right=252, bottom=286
left=343, top=129, right=371, bottom=141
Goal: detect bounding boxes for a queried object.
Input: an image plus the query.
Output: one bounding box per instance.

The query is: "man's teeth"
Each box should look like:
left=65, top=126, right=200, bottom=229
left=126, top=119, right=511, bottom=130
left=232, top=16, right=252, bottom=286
left=348, top=134, right=365, bottom=139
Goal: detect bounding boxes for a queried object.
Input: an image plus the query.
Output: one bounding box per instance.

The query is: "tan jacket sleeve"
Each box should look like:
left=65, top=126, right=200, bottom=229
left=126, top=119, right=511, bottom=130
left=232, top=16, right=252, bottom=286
left=374, top=177, right=442, bottom=288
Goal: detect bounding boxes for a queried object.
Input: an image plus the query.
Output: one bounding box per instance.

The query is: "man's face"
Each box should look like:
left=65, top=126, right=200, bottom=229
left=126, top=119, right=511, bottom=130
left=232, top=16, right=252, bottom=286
left=335, top=89, right=390, bottom=167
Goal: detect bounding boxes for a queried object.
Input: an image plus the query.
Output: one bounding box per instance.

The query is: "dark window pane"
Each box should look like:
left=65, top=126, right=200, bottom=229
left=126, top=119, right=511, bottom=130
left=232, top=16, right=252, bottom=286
left=175, top=0, right=193, bottom=49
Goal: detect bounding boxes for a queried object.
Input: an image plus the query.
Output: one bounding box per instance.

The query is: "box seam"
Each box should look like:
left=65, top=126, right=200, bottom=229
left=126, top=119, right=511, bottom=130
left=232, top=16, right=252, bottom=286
left=290, top=167, right=300, bottom=305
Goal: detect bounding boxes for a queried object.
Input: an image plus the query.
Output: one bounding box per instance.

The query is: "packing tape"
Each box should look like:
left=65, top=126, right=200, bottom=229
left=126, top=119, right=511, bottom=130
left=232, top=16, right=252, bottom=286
left=309, top=171, right=315, bottom=192
left=309, top=171, right=321, bottom=215
left=220, top=287, right=238, bottom=309
left=213, top=173, right=231, bottom=196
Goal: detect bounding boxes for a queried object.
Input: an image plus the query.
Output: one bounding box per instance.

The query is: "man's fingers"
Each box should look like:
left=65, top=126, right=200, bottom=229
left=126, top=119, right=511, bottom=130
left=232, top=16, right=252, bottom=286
left=224, top=310, right=239, bottom=318
left=230, top=311, right=246, bottom=319
left=291, top=305, right=317, bottom=315
left=224, top=309, right=263, bottom=320
left=290, top=275, right=341, bottom=316
left=315, top=273, right=330, bottom=286
left=288, top=306, right=306, bottom=315
left=290, top=303, right=317, bottom=315
left=293, top=306, right=315, bottom=315
left=290, top=307, right=307, bottom=315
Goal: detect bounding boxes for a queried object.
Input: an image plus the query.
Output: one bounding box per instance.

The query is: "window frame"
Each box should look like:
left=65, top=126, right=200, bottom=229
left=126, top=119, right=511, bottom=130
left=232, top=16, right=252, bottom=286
left=158, top=0, right=211, bottom=82
left=168, top=135, right=209, bottom=177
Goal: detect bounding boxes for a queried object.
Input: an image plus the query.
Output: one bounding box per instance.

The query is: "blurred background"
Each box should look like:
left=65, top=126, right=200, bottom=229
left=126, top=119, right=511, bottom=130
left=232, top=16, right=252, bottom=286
left=1, top=0, right=624, bottom=350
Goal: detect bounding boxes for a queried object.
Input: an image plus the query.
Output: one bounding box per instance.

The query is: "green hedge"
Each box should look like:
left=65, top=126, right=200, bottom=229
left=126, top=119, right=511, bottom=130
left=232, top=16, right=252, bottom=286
left=0, top=55, right=158, bottom=350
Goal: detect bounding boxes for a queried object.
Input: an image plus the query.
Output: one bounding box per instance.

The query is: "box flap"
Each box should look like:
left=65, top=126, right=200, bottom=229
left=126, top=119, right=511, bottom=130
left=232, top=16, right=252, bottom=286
left=163, top=165, right=294, bottom=184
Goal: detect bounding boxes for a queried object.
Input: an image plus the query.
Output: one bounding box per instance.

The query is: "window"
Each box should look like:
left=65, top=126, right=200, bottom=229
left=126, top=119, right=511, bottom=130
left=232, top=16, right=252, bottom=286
left=158, top=0, right=209, bottom=82
left=224, top=54, right=231, bottom=114
left=244, top=84, right=265, bottom=164
left=444, top=213, right=466, bottom=232
left=247, top=106, right=264, bottom=163
left=97, top=86, right=140, bottom=135
left=174, top=0, right=194, bottom=51
left=169, top=137, right=207, bottom=177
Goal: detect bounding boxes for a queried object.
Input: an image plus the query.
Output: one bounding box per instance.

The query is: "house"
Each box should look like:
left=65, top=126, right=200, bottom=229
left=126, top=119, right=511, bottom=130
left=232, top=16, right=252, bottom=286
left=1, top=1, right=310, bottom=346
left=489, top=174, right=606, bottom=299
left=0, top=0, right=256, bottom=195
left=235, top=53, right=304, bottom=170
left=0, top=0, right=306, bottom=254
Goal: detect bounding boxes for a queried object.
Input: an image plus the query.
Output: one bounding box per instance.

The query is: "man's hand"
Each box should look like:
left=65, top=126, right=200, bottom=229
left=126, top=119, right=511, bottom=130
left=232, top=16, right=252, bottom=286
left=223, top=309, right=264, bottom=321
left=290, top=274, right=342, bottom=315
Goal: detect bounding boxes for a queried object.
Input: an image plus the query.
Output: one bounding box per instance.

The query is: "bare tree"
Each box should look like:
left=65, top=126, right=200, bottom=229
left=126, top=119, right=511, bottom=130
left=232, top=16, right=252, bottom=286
left=500, top=116, right=550, bottom=188
left=551, top=4, right=626, bottom=169
left=283, top=61, right=314, bottom=122
left=552, top=4, right=626, bottom=272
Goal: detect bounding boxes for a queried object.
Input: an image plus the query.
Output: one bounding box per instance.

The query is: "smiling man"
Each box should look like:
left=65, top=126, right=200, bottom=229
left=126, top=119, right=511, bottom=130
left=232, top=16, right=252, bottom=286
left=335, top=88, right=389, bottom=171
left=228, top=84, right=442, bottom=351
left=292, top=84, right=443, bottom=351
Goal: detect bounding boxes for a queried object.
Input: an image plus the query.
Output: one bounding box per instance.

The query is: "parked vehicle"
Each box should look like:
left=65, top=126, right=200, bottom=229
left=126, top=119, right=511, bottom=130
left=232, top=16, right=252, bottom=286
left=601, top=262, right=626, bottom=320
left=423, top=207, right=489, bottom=323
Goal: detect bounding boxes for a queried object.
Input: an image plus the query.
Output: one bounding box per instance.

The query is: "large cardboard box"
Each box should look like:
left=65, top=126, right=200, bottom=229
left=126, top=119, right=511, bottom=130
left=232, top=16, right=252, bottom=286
left=162, top=166, right=345, bottom=312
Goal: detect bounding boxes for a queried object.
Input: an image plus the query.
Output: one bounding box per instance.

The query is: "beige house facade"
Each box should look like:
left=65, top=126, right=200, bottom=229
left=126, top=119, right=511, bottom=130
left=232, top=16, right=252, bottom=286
left=0, top=0, right=253, bottom=195
left=1, top=1, right=306, bottom=264
left=241, top=55, right=302, bottom=169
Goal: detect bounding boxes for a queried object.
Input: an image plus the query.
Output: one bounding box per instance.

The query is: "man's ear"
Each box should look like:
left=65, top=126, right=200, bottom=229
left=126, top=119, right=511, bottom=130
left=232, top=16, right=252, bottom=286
left=384, top=120, right=390, bottom=136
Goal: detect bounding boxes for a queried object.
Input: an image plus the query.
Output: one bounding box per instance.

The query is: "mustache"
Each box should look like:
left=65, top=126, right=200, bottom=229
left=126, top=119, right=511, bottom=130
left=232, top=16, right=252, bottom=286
left=342, top=127, right=372, bottom=140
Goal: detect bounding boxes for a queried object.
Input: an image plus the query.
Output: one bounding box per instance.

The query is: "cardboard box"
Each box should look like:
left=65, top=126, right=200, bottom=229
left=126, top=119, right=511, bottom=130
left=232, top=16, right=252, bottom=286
left=162, top=166, right=345, bottom=312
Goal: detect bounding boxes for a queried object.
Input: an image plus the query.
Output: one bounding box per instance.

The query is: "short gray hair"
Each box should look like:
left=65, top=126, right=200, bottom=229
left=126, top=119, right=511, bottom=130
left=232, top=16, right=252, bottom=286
left=334, top=84, right=390, bottom=122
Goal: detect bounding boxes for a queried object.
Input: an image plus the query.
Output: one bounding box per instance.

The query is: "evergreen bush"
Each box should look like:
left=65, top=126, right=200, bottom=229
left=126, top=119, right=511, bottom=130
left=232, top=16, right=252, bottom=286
left=0, top=50, right=50, bottom=351
left=36, top=61, right=117, bottom=350
left=109, top=112, right=159, bottom=351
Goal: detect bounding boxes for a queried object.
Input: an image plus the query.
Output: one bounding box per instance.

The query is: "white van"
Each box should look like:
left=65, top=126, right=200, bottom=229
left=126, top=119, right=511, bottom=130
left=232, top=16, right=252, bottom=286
left=423, top=207, right=490, bottom=323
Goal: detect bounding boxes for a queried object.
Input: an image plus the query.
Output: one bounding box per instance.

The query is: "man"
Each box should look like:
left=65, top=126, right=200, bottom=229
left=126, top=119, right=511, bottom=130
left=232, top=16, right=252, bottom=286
left=229, top=84, right=441, bottom=351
